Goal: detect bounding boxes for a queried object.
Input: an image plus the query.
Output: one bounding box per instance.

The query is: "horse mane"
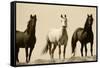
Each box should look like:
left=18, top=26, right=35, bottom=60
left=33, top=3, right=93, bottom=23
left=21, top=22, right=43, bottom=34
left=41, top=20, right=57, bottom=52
left=25, top=15, right=37, bottom=35
left=84, top=16, right=93, bottom=32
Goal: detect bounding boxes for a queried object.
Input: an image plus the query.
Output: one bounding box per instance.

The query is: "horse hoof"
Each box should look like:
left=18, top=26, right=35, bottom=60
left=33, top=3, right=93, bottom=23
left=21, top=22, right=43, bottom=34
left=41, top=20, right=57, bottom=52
left=62, top=59, right=65, bottom=62
left=51, top=59, right=55, bottom=62
left=16, top=60, right=19, bottom=63
left=26, top=59, right=29, bottom=63
left=16, top=59, right=19, bottom=63
left=26, top=61, right=28, bottom=63
left=71, top=53, right=75, bottom=57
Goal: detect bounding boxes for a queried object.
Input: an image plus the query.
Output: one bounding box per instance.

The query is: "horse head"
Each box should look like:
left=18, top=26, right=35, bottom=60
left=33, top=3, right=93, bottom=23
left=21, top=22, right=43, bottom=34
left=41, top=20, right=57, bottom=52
left=84, top=14, right=93, bottom=31
left=61, top=14, right=67, bottom=28
left=27, top=14, right=37, bottom=34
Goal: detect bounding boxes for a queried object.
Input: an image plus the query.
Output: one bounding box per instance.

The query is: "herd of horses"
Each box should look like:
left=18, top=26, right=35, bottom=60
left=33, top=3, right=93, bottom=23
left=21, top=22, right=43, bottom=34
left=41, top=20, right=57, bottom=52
left=16, top=14, right=94, bottom=63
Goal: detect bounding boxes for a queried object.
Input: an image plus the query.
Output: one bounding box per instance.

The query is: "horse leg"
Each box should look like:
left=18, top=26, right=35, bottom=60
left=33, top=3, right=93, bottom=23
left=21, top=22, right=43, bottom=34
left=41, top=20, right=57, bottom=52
left=85, top=44, right=87, bottom=56
left=58, top=44, right=61, bottom=59
left=29, top=47, right=34, bottom=62
left=16, top=47, right=19, bottom=62
left=48, top=44, right=52, bottom=59
left=81, top=44, right=84, bottom=57
left=90, top=42, right=93, bottom=56
left=51, top=44, right=57, bottom=60
left=25, top=47, right=28, bottom=63
left=63, top=44, right=66, bottom=59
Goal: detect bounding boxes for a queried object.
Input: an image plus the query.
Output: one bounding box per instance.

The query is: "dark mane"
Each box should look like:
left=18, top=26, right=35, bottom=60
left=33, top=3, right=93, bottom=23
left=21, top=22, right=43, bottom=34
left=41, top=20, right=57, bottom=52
left=71, top=14, right=94, bottom=57
left=25, top=15, right=37, bottom=35
left=84, top=15, right=93, bottom=31
left=16, top=14, right=37, bottom=63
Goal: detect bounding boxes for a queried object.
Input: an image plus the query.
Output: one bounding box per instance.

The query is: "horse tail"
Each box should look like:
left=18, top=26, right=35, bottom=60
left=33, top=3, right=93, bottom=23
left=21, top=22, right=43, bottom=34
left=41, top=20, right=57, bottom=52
left=71, top=31, right=78, bottom=55
left=42, top=38, right=50, bottom=54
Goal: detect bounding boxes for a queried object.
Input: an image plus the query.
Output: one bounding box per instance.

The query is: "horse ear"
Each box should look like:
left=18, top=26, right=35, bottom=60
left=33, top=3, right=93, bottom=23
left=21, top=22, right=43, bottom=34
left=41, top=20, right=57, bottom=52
left=30, top=14, right=33, bottom=19
left=65, top=14, right=66, bottom=18
left=61, top=14, right=63, bottom=18
left=87, top=14, right=89, bottom=17
left=90, top=14, right=92, bottom=17
left=34, top=14, right=36, bottom=17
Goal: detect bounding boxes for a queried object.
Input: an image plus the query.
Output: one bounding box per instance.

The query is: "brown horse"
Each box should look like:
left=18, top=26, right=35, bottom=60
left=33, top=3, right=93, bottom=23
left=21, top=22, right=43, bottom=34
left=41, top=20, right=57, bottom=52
left=71, top=14, right=94, bottom=57
left=16, top=14, right=37, bottom=63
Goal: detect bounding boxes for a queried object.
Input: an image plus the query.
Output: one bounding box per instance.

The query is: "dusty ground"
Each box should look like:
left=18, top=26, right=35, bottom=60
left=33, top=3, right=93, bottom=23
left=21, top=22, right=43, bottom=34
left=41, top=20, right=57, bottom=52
left=16, top=55, right=97, bottom=65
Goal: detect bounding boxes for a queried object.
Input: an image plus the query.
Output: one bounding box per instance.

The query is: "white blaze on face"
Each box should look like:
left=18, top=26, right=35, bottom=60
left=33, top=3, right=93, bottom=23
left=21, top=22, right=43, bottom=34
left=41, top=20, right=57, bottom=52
left=61, top=17, right=67, bottom=27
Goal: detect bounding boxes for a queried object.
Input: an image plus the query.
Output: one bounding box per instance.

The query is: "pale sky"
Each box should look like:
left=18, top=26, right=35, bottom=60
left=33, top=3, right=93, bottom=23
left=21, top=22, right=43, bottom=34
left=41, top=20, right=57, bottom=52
left=16, top=3, right=97, bottom=63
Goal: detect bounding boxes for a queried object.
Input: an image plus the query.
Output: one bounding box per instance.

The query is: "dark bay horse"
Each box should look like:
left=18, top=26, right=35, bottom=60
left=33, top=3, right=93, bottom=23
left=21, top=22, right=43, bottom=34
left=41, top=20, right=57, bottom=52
left=71, top=14, right=94, bottom=57
left=42, top=14, right=68, bottom=60
left=16, top=14, right=37, bottom=63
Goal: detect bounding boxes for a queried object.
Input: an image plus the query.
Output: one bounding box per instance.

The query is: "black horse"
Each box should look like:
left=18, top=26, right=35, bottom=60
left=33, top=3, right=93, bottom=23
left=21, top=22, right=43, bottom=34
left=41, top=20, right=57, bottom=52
left=71, top=14, right=94, bottom=57
left=16, top=14, right=37, bottom=63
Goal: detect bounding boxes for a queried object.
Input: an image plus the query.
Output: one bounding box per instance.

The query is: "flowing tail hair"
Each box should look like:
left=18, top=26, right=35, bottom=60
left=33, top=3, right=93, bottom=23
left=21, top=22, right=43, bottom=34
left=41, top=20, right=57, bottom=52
left=71, top=31, right=77, bottom=55
left=42, top=38, right=50, bottom=54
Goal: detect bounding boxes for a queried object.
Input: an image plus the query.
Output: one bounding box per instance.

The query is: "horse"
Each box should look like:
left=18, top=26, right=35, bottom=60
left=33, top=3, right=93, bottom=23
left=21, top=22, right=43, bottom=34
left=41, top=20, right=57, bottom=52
left=16, top=14, right=37, bottom=63
left=42, top=14, right=68, bottom=60
left=71, top=14, right=94, bottom=57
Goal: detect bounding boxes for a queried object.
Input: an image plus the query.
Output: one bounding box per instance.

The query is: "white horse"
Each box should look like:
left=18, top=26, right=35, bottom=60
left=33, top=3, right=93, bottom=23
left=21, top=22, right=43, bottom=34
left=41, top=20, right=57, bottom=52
left=42, top=14, right=68, bottom=60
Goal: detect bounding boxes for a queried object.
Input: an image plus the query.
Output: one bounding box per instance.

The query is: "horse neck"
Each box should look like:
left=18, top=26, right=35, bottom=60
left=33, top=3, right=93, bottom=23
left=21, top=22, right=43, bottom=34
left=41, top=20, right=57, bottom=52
left=62, top=27, right=67, bottom=35
left=31, top=28, right=36, bottom=35
left=26, top=27, right=36, bottom=37
left=84, top=26, right=92, bottom=33
left=84, top=19, right=93, bottom=32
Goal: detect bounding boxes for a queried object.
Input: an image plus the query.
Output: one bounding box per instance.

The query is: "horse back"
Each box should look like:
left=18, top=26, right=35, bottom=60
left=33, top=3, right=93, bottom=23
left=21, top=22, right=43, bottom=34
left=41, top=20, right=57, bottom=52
left=47, top=28, right=68, bottom=45
left=75, top=28, right=93, bottom=43
left=72, top=28, right=84, bottom=42
left=47, top=29, right=62, bottom=42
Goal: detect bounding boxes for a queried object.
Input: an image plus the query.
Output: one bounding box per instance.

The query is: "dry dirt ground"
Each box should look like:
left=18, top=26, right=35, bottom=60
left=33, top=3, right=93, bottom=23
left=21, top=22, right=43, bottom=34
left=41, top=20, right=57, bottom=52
left=16, top=55, right=97, bottom=66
